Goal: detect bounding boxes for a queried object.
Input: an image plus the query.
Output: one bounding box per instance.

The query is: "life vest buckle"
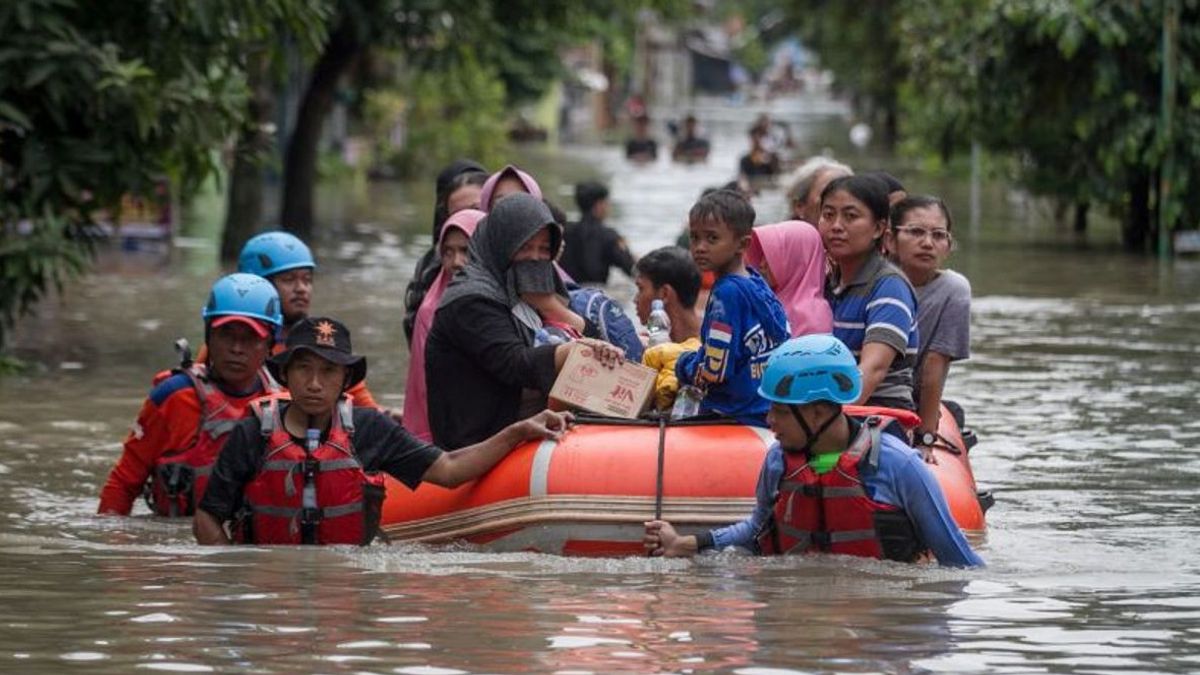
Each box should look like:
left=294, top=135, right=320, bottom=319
left=302, top=457, right=319, bottom=481
left=299, top=507, right=322, bottom=526
left=810, top=530, right=831, bottom=549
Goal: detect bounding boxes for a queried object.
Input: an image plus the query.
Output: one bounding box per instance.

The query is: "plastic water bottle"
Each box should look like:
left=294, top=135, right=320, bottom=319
left=646, top=299, right=672, bottom=347
left=671, top=384, right=703, bottom=420
left=302, top=429, right=320, bottom=510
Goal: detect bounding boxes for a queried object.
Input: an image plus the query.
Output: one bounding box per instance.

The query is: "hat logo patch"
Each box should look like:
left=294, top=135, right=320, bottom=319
left=315, top=320, right=337, bottom=346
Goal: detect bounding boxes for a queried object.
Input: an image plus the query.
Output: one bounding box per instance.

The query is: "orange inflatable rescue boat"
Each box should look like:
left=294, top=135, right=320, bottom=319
left=380, top=405, right=987, bottom=555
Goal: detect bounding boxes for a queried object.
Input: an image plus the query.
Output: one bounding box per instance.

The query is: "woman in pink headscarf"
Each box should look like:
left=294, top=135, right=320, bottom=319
left=479, top=164, right=543, bottom=211
left=745, top=220, right=833, bottom=336
left=403, top=208, right=487, bottom=441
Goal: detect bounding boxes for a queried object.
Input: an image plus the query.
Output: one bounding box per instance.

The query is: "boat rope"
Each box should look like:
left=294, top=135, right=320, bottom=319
left=654, top=412, right=667, bottom=521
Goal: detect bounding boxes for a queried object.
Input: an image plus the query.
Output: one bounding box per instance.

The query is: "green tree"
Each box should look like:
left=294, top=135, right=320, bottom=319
left=900, top=0, right=1200, bottom=251
left=278, top=0, right=683, bottom=237
left=0, top=0, right=310, bottom=350
left=784, top=0, right=907, bottom=148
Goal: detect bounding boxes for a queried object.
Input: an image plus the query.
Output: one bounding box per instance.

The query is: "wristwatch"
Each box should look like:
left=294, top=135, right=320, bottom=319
left=916, top=430, right=938, bottom=447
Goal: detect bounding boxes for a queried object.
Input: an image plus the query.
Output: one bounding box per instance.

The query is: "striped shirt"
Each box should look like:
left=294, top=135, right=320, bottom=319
left=826, top=251, right=919, bottom=409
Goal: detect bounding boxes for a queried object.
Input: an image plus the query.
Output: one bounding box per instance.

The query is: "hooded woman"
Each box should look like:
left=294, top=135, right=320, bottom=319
left=425, top=194, right=622, bottom=449
left=403, top=159, right=488, bottom=345
left=479, top=164, right=543, bottom=211
left=745, top=221, right=833, bottom=337
left=403, top=208, right=486, bottom=442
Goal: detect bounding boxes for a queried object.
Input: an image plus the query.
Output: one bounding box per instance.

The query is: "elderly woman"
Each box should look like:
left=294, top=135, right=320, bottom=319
left=425, top=194, right=621, bottom=449
left=817, top=174, right=919, bottom=411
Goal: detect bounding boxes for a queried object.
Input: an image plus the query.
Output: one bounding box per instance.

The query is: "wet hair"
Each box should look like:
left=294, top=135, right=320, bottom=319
left=435, top=170, right=487, bottom=233
left=688, top=189, right=756, bottom=237
left=891, top=194, right=954, bottom=231
left=819, top=174, right=891, bottom=223
left=574, top=181, right=609, bottom=215
left=635, top=246, right=701, bottom=309
left=862, top=170, right=905, bottom=195
left=787, top=156, right=853, bottom=207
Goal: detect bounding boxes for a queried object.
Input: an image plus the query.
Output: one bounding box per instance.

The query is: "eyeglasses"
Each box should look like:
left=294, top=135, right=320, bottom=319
left=894, top=225, right=952, bottom=243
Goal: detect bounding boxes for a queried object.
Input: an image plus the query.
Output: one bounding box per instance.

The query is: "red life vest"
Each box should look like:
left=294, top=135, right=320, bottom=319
left=145, top=364, right=280, bottom=517
left=756, top=416, right=926, bottom=562
left=237, top=397, right=386, bottom=546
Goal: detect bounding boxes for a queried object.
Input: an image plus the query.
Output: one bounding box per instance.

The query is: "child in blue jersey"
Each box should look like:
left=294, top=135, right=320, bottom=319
left=675, top=190, right=790, bottom=426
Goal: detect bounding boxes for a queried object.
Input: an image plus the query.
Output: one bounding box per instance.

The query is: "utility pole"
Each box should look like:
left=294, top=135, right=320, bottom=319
left=1158, top=0, right=1179, bottom=258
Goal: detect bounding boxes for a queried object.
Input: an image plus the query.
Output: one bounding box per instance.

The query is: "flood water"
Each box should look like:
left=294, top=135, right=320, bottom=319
left=2, top=98, right=1199, bottom=673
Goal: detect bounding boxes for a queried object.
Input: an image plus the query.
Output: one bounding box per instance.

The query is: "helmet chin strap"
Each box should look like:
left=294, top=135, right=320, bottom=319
left=787, top=403, right=841, bottom=456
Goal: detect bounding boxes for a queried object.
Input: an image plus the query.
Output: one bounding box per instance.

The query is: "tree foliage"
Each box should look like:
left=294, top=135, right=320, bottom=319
left=789, top=0, right=1199, bottom=251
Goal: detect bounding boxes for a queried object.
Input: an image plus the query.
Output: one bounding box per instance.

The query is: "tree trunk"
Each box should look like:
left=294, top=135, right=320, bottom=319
left=1124, top=171, right=1151, bottom=252
left=1073, top=201, right=1089, bottom=234
left=221, top=53, right=274, bottom=263
left=279, top=16, right=363, bottom=239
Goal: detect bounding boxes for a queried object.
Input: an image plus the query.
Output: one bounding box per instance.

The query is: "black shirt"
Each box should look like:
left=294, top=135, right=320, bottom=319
left=625, top=138, right=658, bottom=161
left=560, top=215, right=636, bottom=285
left=199, top=404, right=444, bottom=521
left=425, top=296, right=560, bottom=449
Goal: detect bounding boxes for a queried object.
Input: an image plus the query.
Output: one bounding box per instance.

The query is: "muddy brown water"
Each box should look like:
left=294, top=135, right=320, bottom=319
left=2, top=99, right=1198, bottom=673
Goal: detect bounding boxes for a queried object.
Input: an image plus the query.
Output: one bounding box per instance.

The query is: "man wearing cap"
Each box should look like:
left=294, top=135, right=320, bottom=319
left=559, top=181, right=635, bottom=286
left=98, top=273, right=284, bottom=516
left=194, top=317, right=572, bottom=546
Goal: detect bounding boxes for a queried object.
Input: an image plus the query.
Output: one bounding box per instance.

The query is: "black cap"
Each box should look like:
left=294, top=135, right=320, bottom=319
left=267, top=316, right=366, bottom=389
left=575, top=181, right=610, bottom=214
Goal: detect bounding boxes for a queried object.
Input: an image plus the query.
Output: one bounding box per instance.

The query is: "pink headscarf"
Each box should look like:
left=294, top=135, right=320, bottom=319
left=746, top=220, right=833, bottom=337
left=403, top=208, right=486, bottom=441
left=479, top=164, right=543, bottom=211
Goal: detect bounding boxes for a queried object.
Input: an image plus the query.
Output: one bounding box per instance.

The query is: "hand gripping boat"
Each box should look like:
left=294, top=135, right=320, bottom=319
left=380, top=405, right=988, bottom=555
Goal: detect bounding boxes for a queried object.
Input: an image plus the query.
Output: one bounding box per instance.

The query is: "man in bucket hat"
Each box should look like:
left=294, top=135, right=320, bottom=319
left=194, top=316, right=572, bottom=546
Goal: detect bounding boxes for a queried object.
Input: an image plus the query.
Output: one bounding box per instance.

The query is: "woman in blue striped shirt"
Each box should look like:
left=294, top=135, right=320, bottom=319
left=817, top=174, right=919, bottom=410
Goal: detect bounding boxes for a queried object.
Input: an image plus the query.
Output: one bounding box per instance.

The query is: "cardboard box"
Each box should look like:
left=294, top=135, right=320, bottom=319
left=548, top=345, right=657, bottom=419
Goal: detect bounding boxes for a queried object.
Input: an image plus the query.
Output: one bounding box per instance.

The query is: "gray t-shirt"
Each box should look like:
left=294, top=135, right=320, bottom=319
left=913, top=269, right=971, bottom=395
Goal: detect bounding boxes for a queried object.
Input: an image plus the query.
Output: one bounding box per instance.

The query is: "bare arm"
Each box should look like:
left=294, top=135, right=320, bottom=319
left=855, top=342, right=898, bottom=405
left=422, top=410, right=574, bottom=488
left=916, top=351, right=952, bottom=434
left=523, top=293, right=586, bottom=334
left=193, top=508, right=231, bottom=545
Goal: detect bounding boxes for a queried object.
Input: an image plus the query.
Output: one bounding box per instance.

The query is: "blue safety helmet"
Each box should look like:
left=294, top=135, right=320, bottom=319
left=237, top=231, right=316, bottom=278
left=201, top=273, right=283, bottom=328
left=758, top=334, right=862, bottom=405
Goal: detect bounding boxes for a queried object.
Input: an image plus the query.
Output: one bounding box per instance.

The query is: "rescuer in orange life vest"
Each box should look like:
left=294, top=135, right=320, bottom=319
left=643, top=333, right=984, bottom=567
left=193, top=316, right=572, bottom=546
left=98, top=273, right=284, bottom=517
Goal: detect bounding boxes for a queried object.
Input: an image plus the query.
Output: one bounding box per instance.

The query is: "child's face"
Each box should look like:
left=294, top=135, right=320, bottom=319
left=688, top=218, right=748, bottom=275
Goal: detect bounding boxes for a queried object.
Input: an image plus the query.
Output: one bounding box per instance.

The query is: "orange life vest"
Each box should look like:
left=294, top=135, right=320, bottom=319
left=237, top=397, right=386, bottom=546
left=756, top=416, right=926, bottom=562
left=145, top=364, right=279, bottom=516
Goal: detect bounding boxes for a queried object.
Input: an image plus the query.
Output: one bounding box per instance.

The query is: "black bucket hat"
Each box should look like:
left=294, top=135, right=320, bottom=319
left=267, top=317, right=366, bottom=389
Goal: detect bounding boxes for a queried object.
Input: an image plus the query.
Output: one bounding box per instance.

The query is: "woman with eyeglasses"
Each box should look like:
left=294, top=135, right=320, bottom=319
left=817, top=174, right=919, bottom=411
left=887, top=195, right=970, bottom=451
